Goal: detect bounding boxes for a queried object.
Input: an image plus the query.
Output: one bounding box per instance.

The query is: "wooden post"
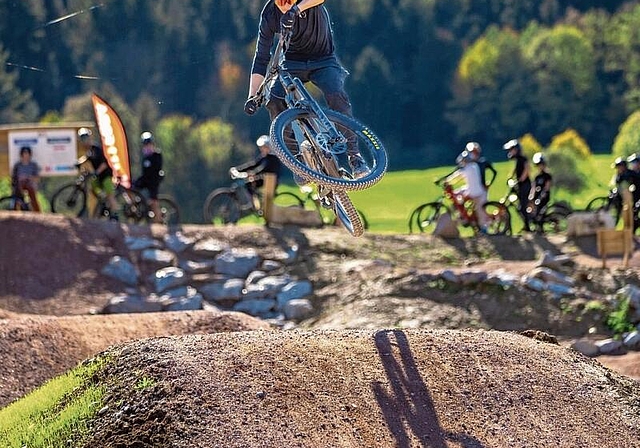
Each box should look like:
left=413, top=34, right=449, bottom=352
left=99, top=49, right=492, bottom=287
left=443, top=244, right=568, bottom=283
left=262, top=173, right=277, bottom=224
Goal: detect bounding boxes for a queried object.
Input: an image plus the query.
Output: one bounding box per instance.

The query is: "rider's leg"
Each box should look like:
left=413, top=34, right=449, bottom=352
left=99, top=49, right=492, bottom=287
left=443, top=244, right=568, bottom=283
left=147, top=184, right=163, bottom=223
left=19, top=179, right=41, bottom=212
left=473, top=190, right=489, bottom=229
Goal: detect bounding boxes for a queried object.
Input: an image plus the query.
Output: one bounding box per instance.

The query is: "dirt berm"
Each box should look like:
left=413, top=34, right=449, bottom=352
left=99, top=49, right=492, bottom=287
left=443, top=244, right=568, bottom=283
left=83, top=329, right=640, bottom=448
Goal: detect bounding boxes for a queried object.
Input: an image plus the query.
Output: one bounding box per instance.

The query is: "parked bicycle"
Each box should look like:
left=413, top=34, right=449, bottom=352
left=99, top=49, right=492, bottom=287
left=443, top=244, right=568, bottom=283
left=498, top=179, right=573, bottom=234
left=50, top=165, right=180, bottom=225
left=203, top=169, right=301, bottom=224
left=244, top=28, right=387, bottom=237
left=0, top=189, right=34, bottom=211
left=408, top=177, right=510, bottom=235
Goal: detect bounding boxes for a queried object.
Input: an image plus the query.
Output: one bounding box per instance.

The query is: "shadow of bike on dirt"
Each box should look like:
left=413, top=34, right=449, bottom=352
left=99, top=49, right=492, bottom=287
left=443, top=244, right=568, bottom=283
left=372, top=329, right=485, bottom=448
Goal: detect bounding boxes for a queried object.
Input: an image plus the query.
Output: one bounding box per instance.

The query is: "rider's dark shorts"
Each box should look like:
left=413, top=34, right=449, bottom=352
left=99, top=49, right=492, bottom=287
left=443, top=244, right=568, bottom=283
left=268, top=55, right=352, bottom=116
left=145, top=184, right=159, bottom=200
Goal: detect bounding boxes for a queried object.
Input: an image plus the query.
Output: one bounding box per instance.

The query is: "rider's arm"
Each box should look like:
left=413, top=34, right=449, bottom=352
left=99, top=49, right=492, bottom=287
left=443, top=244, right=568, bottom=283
left=486, top=162, right=497, bottom=187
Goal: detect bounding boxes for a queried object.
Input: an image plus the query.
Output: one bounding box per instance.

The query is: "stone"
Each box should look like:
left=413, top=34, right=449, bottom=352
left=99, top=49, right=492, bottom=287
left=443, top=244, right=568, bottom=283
left=102, top=294, right=164, bottom=314
left=233, top=298, right=277, bottom=317
left=141, top=249, right=175, bottom=265
left=622, top=331, right=640, bottom=350
left=276, top=280, right=313, bottom=308
left=200, top=278, right=245, bottom=303
left=125, top=236, right=162, bottom=251
left=154, top=267, right=187, bottom=293
left=163, top=232, right=195, bottom=253
left=570, top=340, right=600, bottom=357
left=214, top=249, right=261, bottom=277
left=101, top=256, right=139, bottom=286
left=595, top=338, right=626, bottom=355
left=282, top=298, right=314, bottom=321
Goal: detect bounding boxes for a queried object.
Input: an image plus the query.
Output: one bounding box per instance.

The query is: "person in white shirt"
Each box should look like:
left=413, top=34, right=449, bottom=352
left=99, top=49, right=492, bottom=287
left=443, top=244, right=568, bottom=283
left=453, top=150, right=489, bottom=231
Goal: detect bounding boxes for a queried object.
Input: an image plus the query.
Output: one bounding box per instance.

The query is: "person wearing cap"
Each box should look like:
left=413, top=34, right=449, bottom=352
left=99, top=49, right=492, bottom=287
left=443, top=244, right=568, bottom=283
left=450, top=150, right=489, bottom=231
left=503, top=139, right=532, bottom=232
left=133, top=131, right=164, bottom=223
left=466, top=142, right=497, bottom=192
left=527, top=152, right=552, bottom=225
left=77, top=127, right=119, bottom=220
left=229, top=135, right=282, bottom=195
left=11, top=146, right=41, bottom=212
left=244, top=0, right=371, bottom=180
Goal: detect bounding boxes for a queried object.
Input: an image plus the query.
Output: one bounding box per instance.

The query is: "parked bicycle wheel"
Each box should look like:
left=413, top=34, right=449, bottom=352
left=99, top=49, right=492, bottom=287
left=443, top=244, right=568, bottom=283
left=409, top=202, right=446, bottom=234
left=482, top=201, right=511, bottom=235
left=270, top=108, right=388, bottom=191
left=539, top=211, right=569, bottom=234
left=0, top=195, right=29, bottom=211
left=50, top=184, right=86, bottom=217
left=203, top=188, right=241, bottom=224
left=157, top=195, right=180, bottom=226
left=586, top=195, right=620, bottom=225
left=116, top=188, right=148, bottom=223
left=272, top=191, right=305, bottom=208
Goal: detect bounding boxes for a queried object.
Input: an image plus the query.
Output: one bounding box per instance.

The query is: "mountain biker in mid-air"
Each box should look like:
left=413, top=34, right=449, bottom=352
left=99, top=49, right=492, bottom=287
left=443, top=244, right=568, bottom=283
left=243, top=0, right=370, bottom=181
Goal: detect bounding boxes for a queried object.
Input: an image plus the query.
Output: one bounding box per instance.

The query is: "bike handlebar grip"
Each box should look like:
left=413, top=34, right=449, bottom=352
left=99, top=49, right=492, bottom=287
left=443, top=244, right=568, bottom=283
left=244, top=97, right=259, bottom=116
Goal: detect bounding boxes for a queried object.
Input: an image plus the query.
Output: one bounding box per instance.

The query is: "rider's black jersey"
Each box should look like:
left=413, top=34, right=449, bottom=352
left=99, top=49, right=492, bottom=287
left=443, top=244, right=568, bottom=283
left=533, top=171, right=552, bottom=198
left=86, top=144, right=112, bottom=181
left=251, top=1, right=335, bottom=76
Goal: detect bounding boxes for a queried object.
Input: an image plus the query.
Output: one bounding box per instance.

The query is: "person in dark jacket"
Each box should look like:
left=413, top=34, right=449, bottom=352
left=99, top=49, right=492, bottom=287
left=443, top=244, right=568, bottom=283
left=11, top=146, right=41, bottom=212
left=503, top=139, right=532, bottom=232
left=230, top=134, right=282, bottom=195
left=134, top=131, right=164, bottom=223
left=244, top=0, right=370, bottom=180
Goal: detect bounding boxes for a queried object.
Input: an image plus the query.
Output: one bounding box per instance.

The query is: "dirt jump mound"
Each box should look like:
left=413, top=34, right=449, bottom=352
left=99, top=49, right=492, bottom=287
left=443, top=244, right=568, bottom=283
left=83, top=329, right=640, bottom=448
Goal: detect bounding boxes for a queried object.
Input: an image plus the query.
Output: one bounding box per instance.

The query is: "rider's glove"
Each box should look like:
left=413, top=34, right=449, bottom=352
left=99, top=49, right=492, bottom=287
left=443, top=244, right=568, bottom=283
left=280, top=5, right=300, bottom=30
left=244, top=97, right=259, bottom=116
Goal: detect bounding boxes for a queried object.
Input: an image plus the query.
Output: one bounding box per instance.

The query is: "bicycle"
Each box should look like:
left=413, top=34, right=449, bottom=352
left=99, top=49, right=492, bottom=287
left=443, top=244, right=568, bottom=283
left=50, top=165, right=180, bottom=225
left=244, top=27, right=387, bottom=237
left=273, top=184, right=370, bottom=230
left=408, top=177, right=510, bottom=235
left=498, top=179, right=573, bottom=234
left=203, top=170, right=301, bottom=225
left=0, top=189, right=34, bottom=211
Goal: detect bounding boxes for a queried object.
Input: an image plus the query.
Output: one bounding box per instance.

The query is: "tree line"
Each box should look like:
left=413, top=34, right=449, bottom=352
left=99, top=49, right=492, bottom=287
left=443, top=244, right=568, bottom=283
left=1, top=0, right=639, bottom=221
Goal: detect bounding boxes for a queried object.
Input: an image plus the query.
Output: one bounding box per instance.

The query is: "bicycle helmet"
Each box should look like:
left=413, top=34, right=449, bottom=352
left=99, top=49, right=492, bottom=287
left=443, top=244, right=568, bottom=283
left=141, top=131, right=154, bottom=144
left=465, top=142, right=482, bottom=154
left=627, top=153, right=638, bottom=164
left=77, top=127, right=92, bottom=139
left=613, top=156, right=627, bottom=168
left=256, top=135, right=270, bottom=147
left=532, top=152, right=545, bottom=165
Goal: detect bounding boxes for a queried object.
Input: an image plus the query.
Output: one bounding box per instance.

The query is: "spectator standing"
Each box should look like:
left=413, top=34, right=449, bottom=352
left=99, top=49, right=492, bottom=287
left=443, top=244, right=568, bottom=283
left=503, top=139, right=532, bottom=232
left=11, top=146, right=41, bottom=212
left=134, top=131, right=164, bottom=223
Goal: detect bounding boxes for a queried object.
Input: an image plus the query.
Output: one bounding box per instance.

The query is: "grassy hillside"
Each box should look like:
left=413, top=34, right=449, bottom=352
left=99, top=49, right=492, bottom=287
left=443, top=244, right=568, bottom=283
left=276, top=154, right=615, bottom=234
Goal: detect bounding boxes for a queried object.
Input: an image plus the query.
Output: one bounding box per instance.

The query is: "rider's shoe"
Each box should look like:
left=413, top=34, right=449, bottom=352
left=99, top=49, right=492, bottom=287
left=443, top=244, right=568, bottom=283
left=349, top=153, right=371, bottom=179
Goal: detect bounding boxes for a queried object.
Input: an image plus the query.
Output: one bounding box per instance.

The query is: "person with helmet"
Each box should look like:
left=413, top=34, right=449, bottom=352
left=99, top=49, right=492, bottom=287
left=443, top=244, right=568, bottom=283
left=450, top=150, right=489, bottom=231
left=244, top=0, right=370, bottom=180
left=11, top=146, right=41, bottom=212
left=77, top=127, right=119, bottom=220
left=527, top=152, right=552, bottom=225
left=133, top=131, right=164, bottom=223
left=503, top=139, right=532, bottom=232
left=466, top=142, right=497, bottom=192
left=229, top=135, right=282, bottom=195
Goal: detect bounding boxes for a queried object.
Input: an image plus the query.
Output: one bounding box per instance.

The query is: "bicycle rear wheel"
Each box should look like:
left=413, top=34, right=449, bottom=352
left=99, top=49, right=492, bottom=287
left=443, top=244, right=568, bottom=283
left=586, top=195, right=620, bottom=225
left=270, top=108, right=387, bottom=191
left=50, top=184, right=86, bottom=217
left=332, top=190, right=364, bottom=237
left=157, top=195, right=180, bottom=226
left=203, top=188, right=241, bottom=224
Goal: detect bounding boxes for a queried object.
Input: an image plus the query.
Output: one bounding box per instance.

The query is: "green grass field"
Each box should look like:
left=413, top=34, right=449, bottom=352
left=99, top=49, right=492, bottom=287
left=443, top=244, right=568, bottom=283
left=276, top=154, right=615, bottom=234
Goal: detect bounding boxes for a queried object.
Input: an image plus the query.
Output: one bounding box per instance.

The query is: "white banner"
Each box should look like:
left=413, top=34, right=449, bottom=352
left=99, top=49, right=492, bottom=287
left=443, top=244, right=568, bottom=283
left=8, top=130, right=78, bottom=177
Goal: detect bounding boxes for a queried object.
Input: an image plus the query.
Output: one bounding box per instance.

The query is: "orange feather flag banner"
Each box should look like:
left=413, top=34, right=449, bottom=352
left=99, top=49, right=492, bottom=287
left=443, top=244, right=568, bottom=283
left=91, top=93, right=131, bottom=188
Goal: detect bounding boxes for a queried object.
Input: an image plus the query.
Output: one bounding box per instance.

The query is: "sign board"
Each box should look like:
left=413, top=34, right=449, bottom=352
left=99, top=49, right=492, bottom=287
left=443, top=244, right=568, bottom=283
left=8, top=129, right=77, bottom=177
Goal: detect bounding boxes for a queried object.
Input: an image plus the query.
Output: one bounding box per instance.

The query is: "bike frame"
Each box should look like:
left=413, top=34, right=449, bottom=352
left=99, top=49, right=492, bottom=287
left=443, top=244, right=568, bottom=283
left=441, top=182, right=480, bottom=228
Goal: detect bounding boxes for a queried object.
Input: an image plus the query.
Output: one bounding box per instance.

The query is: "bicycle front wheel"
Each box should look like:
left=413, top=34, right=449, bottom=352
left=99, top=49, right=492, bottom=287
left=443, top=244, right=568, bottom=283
left=411, top=202, right=446, bottom=234
left=586, top=196, right=620, bottom=225
left=50, top=184, right=86, bottom=217
left=203, top=189, right=241, bottom=224
left=270, top=108, right=388, bottom=191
